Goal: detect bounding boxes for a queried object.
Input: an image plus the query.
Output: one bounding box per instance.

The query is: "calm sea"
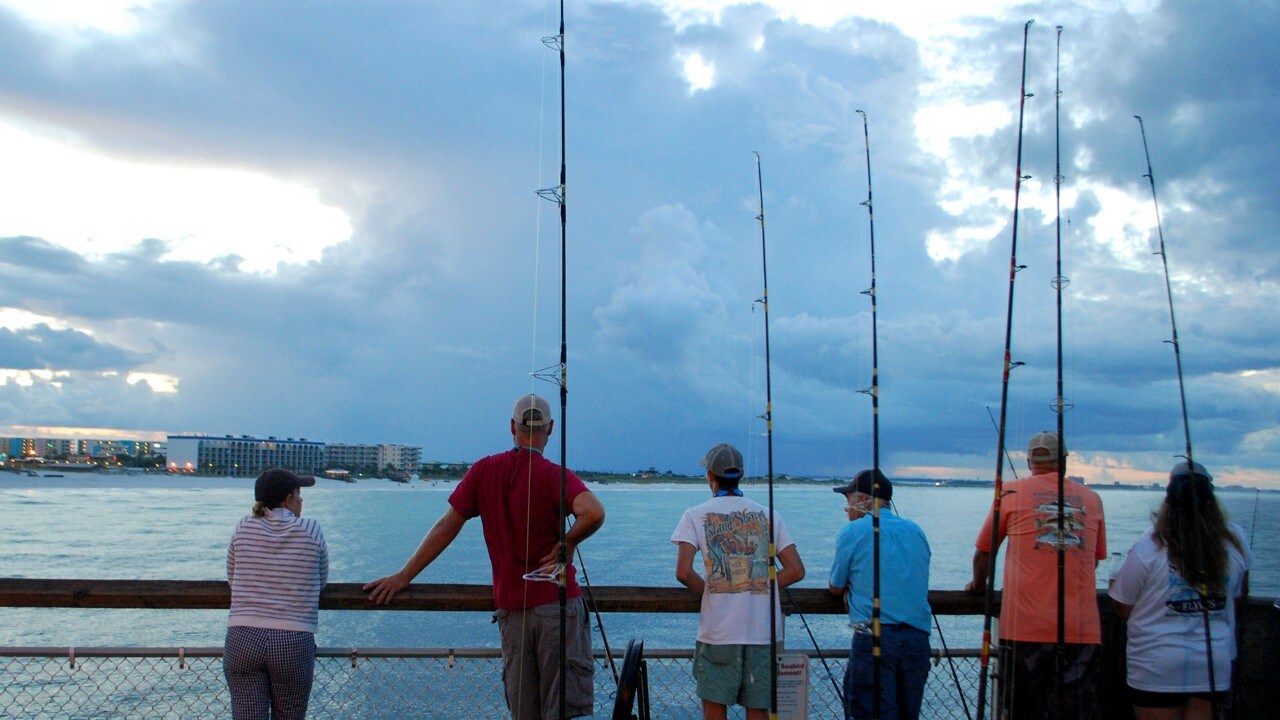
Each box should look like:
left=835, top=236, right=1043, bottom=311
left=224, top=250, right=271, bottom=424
left=2, top=473, right=1276, bottom=651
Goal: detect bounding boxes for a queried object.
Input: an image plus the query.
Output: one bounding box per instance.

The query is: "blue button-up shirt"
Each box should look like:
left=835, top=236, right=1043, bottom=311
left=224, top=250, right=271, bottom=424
left=828, top=509, right=932, bottom=633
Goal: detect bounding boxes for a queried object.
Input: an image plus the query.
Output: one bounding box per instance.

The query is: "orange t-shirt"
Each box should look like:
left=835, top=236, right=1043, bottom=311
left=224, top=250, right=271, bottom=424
left=975, top=472, right=1107, bottom=643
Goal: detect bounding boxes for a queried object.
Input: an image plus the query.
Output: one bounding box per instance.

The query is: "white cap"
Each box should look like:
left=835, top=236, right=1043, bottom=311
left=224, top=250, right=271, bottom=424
left=512, top=394, right=551, bottom=428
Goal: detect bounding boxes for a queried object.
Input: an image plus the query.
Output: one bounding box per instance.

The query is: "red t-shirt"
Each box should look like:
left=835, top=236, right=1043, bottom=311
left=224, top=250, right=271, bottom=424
left=449, top=448, right=588, bottom=610
left=975, top=471, right=1107, bottom=643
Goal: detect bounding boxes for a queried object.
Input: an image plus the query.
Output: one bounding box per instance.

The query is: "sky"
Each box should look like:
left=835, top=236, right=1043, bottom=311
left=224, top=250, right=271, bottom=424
left=0, top=0, right=1276, bottom=487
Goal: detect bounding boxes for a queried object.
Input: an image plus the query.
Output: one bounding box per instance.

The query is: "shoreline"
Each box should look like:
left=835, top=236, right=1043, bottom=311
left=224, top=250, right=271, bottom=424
left=2, top=470, right=1269, bottom=494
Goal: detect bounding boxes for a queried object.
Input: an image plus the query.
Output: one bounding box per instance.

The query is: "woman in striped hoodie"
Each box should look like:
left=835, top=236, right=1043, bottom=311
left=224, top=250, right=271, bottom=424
left=225, top=468, right=329, bottom=719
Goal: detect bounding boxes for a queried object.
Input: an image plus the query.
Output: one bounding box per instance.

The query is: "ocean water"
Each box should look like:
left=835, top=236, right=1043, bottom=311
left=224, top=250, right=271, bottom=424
left=2, top=472, right=1276, bottom=651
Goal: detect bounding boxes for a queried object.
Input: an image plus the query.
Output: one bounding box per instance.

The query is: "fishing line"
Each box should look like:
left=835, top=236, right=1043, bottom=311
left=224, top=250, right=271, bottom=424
left=889, top=494, right=975, bottom=719
left=782, top=585, right=845, bottom=702
left=986, top=406, right=1020, bottom=481
left=514, top=2, right=559, bottom=714
left=1249, top=488, right=1261, bottom=548
left=976, top=20, right=1034, bottom=720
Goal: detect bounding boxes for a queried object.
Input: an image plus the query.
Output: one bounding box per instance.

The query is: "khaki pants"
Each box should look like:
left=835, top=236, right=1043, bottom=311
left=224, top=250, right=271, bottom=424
left=495, top=596, right=594, bottom=720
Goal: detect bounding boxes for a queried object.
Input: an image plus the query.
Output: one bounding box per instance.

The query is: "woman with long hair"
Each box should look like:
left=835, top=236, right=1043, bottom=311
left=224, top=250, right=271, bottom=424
left=1109, top=461, right=1251, bottom=720
left=224, top=468, right=328, bottom=719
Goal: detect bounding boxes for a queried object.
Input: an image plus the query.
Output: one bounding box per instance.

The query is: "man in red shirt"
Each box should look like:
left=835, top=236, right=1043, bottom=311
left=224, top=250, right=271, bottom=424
left=366, top=394, right=606, bottom=719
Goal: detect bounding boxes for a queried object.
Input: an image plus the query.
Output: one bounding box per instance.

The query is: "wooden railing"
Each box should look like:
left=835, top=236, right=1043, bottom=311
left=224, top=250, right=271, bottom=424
left=1, top=578, right=1276, bottom=720
left=0, top=578, right=979, bottom=614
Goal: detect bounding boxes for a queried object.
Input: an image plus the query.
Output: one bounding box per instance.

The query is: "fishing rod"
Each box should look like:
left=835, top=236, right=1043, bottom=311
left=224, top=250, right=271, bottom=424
left=1135, top=114, right=1217, bottom=703
left=1135, top=116, right=1193, bottom=466
left=533, top=0, right=621, bottom=706
left=932, top=613, right=974, bottom=720
left=849, top=113, right=967, bottom=717
left=534, top=1, right=569, bottom=716
left=573, top=547, right=619, bottom=683
left=976, top=19, right=1033, bottom=720
left=1051, top=24, right=1069, bottom=720
left=751, top=150, right=780, bottom=720
left=782, top=585, right=844, bottom=701
left=854, top=108, right=884, bottom=720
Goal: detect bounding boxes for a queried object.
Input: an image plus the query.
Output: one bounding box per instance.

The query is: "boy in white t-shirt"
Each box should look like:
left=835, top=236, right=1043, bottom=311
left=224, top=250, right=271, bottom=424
left=671, top=443, right=806, bottom=720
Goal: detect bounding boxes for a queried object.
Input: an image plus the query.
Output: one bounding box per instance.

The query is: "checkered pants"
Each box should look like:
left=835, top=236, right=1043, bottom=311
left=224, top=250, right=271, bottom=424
left=224, top=626, right=316, bottom=720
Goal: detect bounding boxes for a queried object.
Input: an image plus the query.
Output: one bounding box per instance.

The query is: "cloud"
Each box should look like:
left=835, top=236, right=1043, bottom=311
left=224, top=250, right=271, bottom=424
left=0, top=323, right=156, bottom=371
left=0, top=0, right=1274, bottom=486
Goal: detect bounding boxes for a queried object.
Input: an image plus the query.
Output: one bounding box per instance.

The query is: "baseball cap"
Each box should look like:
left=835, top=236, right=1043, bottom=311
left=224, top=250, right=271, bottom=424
left=1027, top=431, right=1066, bottom=461
left=512, top=394, right=552, bottom=428
left=832, top=468, right=892, bottom=501
left=255, top=468, right=316, bottom=506
left=701, top=443, right=744, bottom=480
left=1167, top=460, right=1213, bottom=503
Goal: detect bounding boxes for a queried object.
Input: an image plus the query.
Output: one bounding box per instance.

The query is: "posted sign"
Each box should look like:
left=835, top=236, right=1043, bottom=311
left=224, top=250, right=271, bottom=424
left=777, top=653, right=809, bottom=720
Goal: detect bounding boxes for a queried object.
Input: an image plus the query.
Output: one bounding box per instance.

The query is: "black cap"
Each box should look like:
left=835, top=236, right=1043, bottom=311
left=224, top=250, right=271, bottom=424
left=1166, top=461, right=1213, bottom=504
left=833, top=468, right=891, bottom=501
left=255, top=468, right=316, bottom=506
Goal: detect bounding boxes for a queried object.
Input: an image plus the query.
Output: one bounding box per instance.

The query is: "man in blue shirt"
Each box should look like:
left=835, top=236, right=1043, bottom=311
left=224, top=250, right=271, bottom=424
left=828, top=469, right=932, bottom=720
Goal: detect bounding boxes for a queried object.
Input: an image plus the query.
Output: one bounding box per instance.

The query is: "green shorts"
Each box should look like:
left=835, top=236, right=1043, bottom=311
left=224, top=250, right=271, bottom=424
left=692, top=641, right=773, bottom=709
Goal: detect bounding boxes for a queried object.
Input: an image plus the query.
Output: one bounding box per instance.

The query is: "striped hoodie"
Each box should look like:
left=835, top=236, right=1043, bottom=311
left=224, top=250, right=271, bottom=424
left=227, top=508, right=328, bottom=634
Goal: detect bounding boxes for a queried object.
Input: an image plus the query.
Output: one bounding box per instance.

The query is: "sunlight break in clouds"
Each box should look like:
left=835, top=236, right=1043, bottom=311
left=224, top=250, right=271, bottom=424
left=126, top=372, right=179, bottom=394
left=680, top=51, right=716, bottom=93
left=0, top=369, right=68, bottom=388
left=0, top=121, right=352, bottom=273
left=0, top=308, right=69, bottom=332
left=0, top=0, right=164, bottom=35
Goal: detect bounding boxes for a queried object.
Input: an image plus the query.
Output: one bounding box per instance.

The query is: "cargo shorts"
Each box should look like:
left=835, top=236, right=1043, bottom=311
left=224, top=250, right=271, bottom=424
left=693, top=641, right=773, bottom=709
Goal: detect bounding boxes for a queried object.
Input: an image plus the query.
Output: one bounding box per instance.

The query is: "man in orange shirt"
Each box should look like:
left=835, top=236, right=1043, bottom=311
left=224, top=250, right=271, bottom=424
left=966, top=432, right=1106, bottom=720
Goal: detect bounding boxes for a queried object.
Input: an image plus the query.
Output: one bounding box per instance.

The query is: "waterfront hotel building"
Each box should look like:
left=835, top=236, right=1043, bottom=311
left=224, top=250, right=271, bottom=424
left=165, top=435, right=423, bottom=477
left=325, top=443, right=422, bottom=474
left=3, top=437, right=162, bottom=461
left=166, top=435, right=325, bottom=476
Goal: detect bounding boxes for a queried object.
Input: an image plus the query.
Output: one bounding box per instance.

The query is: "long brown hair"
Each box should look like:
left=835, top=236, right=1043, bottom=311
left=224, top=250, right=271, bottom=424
left=1152, top=463, right=1243, bottom=595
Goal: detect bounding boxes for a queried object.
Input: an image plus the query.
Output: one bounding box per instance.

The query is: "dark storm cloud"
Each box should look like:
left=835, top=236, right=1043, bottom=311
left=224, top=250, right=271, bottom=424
left=0, top=1, right=1274, bottom=483
left=0, top=323, right=154, bottom=371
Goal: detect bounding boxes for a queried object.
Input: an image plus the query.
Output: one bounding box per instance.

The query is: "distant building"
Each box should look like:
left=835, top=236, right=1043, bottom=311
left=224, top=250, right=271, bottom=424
left=378, top=444, right=422, bottom=473
left=167, top=434, right=325, bottom=476
left=3, top=437, right=165, bottom=460
left=326, top=443, right=422, bottom=474
left=324, top=443, right=380, bottom=471
left=7, top=431, right=416, bottom=477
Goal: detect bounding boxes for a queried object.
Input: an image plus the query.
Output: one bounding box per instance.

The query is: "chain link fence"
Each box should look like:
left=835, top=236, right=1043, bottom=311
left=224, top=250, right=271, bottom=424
left=1, top=646, right=983, bottom=719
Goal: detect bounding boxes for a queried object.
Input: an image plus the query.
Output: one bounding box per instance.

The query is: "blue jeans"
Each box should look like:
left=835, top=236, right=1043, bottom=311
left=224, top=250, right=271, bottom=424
left=844, top=624, right=931, bottom=720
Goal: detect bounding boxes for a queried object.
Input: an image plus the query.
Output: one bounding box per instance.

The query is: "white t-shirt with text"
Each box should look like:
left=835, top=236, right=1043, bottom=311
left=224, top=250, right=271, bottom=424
left=671, top=494, right=794, bottom=645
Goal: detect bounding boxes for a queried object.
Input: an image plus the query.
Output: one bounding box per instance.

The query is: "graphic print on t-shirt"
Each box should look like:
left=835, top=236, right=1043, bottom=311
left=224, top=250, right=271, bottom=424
left=1031, top=491, right=1089, bottom=551
left=1163, top=566, right=1228, bottom=615
left=701, top=509, right=770, bottom=594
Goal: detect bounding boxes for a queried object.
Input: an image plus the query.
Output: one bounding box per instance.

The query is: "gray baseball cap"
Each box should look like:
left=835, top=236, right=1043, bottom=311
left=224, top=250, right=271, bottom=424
left=701, top=443, right=744, bottom=480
